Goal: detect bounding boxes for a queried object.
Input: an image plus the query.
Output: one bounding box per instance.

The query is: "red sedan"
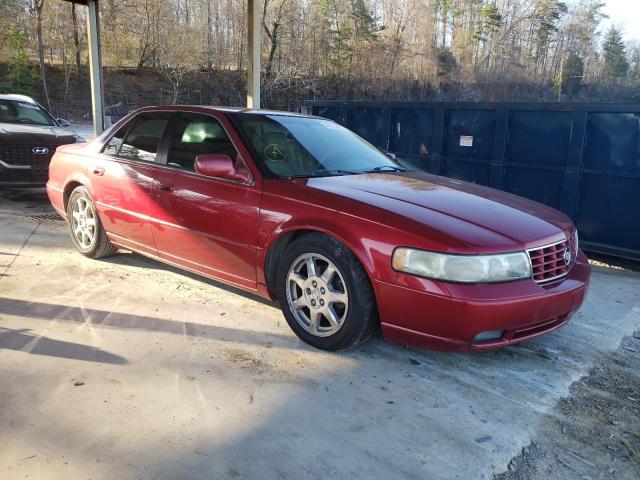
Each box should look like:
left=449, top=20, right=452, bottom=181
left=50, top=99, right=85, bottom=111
left=47, top=106, right=590, bottom=352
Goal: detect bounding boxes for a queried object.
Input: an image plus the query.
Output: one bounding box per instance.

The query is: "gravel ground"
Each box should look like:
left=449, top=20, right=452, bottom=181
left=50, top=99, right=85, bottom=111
left=495, top=330, right=640, bottom=480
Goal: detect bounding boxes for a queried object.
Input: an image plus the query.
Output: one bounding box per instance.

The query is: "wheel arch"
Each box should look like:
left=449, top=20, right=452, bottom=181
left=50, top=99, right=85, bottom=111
left=262, top=226, right=376, bottom=295
left=63, top=181, right=84, bottom=211
left=62, top=173, right=96, bottom=212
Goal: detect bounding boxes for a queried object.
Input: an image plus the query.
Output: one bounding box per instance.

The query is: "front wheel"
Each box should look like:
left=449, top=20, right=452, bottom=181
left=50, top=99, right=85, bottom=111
left=67, top=186, right=117, bottom=259
left=277, top=233, right=376, bottom=351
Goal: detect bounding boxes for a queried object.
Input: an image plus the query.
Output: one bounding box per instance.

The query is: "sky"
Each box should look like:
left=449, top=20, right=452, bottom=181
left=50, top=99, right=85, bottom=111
left=600, top=0, right=640, bottom=43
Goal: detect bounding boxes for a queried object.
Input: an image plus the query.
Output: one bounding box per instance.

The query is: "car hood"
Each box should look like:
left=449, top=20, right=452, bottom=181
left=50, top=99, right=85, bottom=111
left=0, top=122, right=77, bottom=145
left=281, top=171, right=574, bottom=252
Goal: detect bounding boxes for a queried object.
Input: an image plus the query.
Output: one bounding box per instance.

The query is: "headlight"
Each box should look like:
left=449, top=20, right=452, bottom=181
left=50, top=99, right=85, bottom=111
left=392, top=248, right=532, bottom=283
left=74, top=134, right=86, bottom=143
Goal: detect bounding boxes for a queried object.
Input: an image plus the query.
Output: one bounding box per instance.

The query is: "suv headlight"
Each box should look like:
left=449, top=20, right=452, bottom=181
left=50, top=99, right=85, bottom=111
left=392, top=248, right=532, bottom=283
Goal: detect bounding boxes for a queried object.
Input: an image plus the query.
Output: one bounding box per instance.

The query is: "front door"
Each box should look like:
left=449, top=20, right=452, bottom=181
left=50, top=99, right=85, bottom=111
left=92, top=112, right=172, bottom=255
left=148, top=111, right=261, bottom=291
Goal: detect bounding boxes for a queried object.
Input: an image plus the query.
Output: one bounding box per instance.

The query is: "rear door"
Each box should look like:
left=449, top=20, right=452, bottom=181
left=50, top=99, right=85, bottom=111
left=148, top=111, right=261, bottom=291
left=92, top=112, right=172, bottom=255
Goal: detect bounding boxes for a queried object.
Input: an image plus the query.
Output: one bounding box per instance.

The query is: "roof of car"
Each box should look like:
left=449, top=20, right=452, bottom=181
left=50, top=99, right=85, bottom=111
left=0, top=94, right=38, bottom=103
left=205, top=107, right=311, bottom=117
left=136, top=105, right=319, bottom=119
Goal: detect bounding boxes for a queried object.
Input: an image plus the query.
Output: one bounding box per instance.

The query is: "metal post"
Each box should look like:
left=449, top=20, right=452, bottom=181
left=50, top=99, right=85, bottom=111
left=247, top=0, right=260, bottom=109
left=87, top=0, right=105, bottom=136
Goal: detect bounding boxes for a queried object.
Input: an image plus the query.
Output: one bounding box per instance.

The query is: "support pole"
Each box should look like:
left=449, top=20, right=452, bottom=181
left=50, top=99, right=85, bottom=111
left=246, top=0, right=261, bottom=109
left=87, top=0, right=105, bottom=135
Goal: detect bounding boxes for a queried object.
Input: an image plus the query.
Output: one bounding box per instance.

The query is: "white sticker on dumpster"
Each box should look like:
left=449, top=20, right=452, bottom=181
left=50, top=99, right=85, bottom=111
left=460, top=135, right=473, bottom=147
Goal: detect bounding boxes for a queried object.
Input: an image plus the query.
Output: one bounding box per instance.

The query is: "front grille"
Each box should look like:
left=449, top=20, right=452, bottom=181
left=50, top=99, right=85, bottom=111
left=527, top=236, right=574, bottom=284
left=0, top=144, right=57, bottom=184
left=0, top=144, right=57, bottom=173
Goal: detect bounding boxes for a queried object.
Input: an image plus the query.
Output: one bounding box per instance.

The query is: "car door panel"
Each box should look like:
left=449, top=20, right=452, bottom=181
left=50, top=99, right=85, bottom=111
left=90, top=112, right=172, bottom=255
left=147, top=111, right=261, bottom=290
left=92, top=158, right=157, bottom=255
left=149, top=173, right=261, bottom=290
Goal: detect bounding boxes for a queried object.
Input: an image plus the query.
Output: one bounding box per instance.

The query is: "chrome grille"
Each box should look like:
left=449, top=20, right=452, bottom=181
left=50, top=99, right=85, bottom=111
left=527, top=236, right=574, bottom=284
left=0, top=144, right=57, bottom=172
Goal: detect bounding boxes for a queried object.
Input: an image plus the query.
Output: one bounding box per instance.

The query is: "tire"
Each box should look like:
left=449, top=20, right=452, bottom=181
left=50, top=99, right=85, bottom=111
left=276, top=232, right=376, bottom=351
left=66, top=186, right=117, bottom=259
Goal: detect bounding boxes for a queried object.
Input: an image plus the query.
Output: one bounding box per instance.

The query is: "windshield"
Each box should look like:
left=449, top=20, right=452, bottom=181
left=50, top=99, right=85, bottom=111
left=0, top=99, right=56, bottom=126
left=230, top=113, right=403, bottom=178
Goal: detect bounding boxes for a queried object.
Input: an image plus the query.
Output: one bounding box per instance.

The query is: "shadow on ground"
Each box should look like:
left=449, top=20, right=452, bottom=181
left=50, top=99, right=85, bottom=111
left=0, top=326, right=127, bottom=364
left=98, top=251, right=277, bottom=307
left=0, top=297, right=294, bottom=350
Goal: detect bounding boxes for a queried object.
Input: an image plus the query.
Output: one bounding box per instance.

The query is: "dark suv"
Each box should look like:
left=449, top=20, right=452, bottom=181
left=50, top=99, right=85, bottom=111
left=0, top=94, right=84, bottom=187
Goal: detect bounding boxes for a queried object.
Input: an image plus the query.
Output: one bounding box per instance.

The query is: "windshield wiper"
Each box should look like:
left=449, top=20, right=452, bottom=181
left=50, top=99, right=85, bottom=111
left=286, top=165, right=405, bottom=179
left=287, top=169, right=360, bottom=179
left=364, top=165, right=406, bottom=173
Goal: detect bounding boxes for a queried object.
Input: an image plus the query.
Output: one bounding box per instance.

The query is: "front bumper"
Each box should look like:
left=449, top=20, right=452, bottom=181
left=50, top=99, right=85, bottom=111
left=0, top=164, right=48, bottom=187
left=375, top=251, right=591, bottom=352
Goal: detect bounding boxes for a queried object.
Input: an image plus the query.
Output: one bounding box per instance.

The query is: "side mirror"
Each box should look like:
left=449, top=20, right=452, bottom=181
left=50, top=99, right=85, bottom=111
left=56, top=118, right=71, bottom=128
left=195, top=154, right=251, bottom=183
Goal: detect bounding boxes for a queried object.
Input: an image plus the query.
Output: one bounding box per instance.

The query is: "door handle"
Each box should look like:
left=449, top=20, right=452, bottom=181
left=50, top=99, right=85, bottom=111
left=93, top=166, right=105, bottom=176
left=157, top=180, right=174, bottom=192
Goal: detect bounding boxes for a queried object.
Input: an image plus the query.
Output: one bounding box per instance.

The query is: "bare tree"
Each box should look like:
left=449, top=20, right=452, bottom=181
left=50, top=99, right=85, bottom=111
left=71, top=2, right=82, bottom=75
left=3, top=0, right=635, bottom=113
left=32, top=0, right=50, bottom=109
left=263, top=0, right=289, bottom=81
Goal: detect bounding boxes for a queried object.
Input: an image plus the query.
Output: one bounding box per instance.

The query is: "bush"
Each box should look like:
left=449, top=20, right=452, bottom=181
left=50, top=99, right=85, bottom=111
left=0, top=28, right=38, bottom=96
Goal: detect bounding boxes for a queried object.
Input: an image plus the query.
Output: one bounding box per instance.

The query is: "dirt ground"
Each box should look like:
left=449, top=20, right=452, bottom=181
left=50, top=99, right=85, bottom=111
left=495, top=330, right=640, bottom=480
left=1, top=188, right=640, bottom=480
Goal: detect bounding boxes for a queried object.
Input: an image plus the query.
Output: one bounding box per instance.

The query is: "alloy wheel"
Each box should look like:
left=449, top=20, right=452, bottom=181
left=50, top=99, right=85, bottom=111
left=286, top=253, right=349, bottom=337
left=71, top=196, right=97, bottom=250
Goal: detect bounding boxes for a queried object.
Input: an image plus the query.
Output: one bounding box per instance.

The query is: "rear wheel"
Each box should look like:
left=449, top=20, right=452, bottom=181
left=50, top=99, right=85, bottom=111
left=67, top=186, right=117, bottom=259
left=277, top=233, right=376, bottom=351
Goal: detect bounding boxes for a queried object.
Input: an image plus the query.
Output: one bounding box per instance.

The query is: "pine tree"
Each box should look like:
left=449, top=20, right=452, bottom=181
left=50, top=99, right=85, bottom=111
left=555, top=54, right=584, bottom=97
left=532, top=0, right=568, bottom=71
left=350, top=0, right=379, bottom=44
left=602, top=26, right=630, bottom=81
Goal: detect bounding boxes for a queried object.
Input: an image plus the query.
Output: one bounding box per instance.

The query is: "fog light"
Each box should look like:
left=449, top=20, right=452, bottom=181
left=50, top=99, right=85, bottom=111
left=473, top=330, right=504, bottom=343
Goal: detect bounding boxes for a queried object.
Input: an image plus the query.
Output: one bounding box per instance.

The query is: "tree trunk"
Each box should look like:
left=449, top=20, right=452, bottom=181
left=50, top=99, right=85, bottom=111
left=263, top=0, right=287, bottom=81
left=71, top=3, right=82, bottom=75
left=206, top=0, right=213, bottom=71
left=440, top=5, right=447, bottom=49
left=34, top=0, right=51, bottom=111
left=172, top=82, right=180, bottom=104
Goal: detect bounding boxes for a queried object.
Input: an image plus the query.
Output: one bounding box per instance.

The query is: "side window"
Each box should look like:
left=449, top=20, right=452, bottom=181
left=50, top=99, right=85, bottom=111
left=118, top=114, right=170, bottom=163
left=166, top=113, right=238, bottom=171
left=103, top=125, right=127, bottom=156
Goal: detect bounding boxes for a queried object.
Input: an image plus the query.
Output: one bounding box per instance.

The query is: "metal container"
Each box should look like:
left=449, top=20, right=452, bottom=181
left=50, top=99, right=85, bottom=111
left=302, top=101, right=640, bottom=260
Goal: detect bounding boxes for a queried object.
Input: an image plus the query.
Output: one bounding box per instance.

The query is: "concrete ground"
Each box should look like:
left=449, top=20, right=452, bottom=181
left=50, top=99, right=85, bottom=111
left=71, top=123, right=95, bottom=141
left=1, top=189, right=639, bottom=480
